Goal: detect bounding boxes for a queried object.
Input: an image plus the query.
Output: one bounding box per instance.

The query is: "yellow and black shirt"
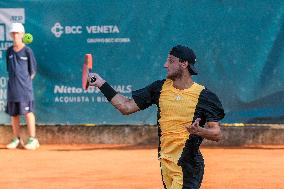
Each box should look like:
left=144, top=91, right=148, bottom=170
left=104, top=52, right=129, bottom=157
left=132, top=79, right=225, bottom=164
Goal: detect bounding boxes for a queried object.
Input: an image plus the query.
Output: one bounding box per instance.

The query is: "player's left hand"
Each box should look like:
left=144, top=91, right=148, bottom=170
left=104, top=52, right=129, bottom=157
left=186, top=118, right=201, bottom=135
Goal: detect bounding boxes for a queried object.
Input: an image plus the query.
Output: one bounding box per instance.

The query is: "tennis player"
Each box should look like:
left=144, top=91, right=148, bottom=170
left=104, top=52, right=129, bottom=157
left=90, top=45, right=225, bottom=189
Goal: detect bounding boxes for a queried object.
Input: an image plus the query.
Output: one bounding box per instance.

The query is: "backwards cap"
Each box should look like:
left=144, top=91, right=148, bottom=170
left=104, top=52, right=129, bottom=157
left=170, top=45, right=198, bottom=75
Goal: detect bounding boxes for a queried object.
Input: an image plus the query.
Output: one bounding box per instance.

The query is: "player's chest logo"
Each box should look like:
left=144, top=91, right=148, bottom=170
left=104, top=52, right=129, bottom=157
left=175, top=95, right=182, bottom=101
left=20, top=56, right=28, bottom=60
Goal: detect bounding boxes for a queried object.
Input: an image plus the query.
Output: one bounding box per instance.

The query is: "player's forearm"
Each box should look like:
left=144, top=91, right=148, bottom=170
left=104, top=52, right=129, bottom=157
left=111, top=94, right=137, bottom=115
left=97, top=80, right=139, bottom=115
left=98, top=81, right=127, bottom=114
left=197, top=125, right=221, bottom=142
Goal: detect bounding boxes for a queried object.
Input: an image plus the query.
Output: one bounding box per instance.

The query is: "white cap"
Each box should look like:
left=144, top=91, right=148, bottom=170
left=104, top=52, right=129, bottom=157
left=9, top=23, right=25, bottom=33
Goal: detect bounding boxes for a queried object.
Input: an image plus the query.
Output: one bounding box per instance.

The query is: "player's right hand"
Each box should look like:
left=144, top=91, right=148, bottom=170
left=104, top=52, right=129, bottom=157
left=88, top=73, right=106, bottom=88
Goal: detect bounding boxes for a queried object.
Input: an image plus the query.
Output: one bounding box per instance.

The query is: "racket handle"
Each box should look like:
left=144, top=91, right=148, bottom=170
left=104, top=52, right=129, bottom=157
left=88, top=73, right=96, bottom=85
left=90, top=76, right=96, bottom=83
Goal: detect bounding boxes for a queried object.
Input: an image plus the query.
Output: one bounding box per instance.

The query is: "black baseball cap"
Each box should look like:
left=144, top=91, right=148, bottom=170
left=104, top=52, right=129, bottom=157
left=169, top=45, right=198, bottom=75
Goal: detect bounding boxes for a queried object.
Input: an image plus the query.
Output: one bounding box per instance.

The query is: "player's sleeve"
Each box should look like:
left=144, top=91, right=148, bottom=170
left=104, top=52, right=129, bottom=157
left=132, top=80, right=164, bottom=110
left=26, top=48, right=37, bottom=78
left=198, top=89, right=225, bottom=122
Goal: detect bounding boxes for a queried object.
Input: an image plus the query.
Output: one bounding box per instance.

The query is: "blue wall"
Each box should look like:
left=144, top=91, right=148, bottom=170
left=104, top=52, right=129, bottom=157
left=1, top=1, right=284, bottom=124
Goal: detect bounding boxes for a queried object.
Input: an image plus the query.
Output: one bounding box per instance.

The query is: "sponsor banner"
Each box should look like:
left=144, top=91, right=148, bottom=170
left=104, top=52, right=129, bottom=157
left=0, top=1, right=284, bottom=124
left=53, top=84, right=132, bottom=104
left=51, top=22, right=130, bottom=43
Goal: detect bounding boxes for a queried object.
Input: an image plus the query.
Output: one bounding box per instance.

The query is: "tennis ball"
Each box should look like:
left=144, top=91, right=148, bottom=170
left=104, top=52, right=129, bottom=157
left=23, top=33, right=33, bottom=44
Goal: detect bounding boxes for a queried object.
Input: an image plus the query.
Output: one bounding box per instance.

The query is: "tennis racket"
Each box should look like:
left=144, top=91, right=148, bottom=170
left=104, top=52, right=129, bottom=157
left=82, top=54, right=93, bottom=90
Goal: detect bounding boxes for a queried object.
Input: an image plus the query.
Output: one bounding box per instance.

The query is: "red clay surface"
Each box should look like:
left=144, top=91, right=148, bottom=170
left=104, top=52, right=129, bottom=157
left=1, top=144, right=284, bottom=189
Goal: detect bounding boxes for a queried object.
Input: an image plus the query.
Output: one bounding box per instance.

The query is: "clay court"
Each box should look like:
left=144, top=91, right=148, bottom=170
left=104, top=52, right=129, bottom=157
left=1, top=144, right=283, bottom=189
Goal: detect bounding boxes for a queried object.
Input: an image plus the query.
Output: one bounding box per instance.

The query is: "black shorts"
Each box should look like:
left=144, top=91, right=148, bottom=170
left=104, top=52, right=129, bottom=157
left=5, top=101, right=34, bottom=116
left=177, top=150, right=205, bottom=189
left=180, top=159, right=204, bottom=189
left=161, top=154, right=204, bottom=189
